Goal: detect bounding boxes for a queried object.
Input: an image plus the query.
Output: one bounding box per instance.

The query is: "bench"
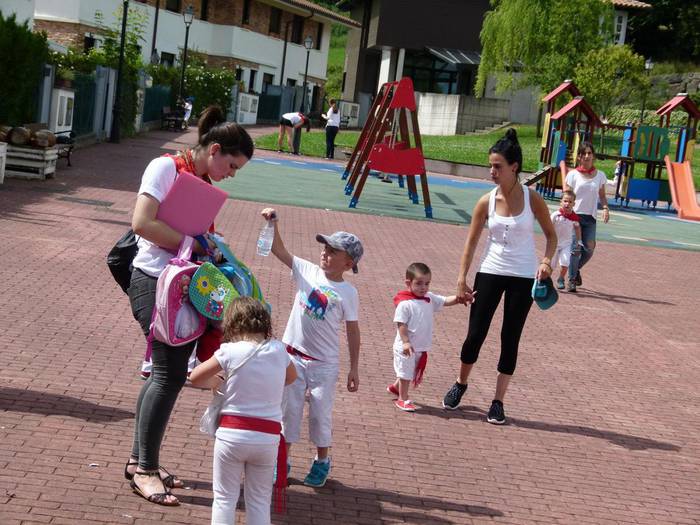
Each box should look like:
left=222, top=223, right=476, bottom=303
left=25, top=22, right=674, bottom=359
left=55, top=130, right=75, bottom=167
left=161, top=106, right=186, bottom=131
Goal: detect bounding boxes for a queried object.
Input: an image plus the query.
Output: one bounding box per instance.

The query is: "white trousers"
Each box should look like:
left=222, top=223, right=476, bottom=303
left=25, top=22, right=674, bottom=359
left=553, top=244, right=572, bottom=269
left=282, top=356, right=338, bottom=447
left=211, top=438, right=277, bottom=525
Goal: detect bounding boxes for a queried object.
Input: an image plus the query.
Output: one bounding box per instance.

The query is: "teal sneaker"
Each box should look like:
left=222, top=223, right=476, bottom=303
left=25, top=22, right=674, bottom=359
left=303, top=459, right=331, bottom=487
left=556, top=277, right=565, bottom=290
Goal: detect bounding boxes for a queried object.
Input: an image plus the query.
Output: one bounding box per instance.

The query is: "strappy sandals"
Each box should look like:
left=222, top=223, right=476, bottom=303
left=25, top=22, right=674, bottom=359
left=124, top=461, right=184, bottom=489
left=130, top=471, right=179, bottom=506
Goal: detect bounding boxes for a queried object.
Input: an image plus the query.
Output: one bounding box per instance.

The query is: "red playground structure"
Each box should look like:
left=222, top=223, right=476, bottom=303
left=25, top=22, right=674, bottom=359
left=341, top=77, right=433, bottom=218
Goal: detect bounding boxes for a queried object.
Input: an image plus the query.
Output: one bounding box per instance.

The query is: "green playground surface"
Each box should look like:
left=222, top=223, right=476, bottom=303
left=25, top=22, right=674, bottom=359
left=218, top=155, right=700, bottom=251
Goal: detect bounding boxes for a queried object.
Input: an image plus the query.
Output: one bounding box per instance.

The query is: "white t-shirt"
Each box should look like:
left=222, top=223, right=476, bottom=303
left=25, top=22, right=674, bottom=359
left=282, top=257, right=359, bottom=365
left=324, top=108, right=340, bottom=127
left=565, top=169, right=607, bottom=216
left=215, top=339, right=291, bottom=444
left=282, top=112, right=303, bottom=125
left=550, top=211, right=577, bottom=248
left=392, top=292, right=446, bottom=354
left=132, top=156, right=179, bottom=277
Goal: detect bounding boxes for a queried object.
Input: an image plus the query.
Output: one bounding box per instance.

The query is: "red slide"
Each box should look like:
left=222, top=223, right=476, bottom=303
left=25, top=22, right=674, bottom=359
left=664, top=156, right=700, bottom=221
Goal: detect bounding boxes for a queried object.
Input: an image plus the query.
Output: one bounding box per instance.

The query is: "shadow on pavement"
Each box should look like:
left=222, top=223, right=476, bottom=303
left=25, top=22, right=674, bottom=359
left=0, top=387, right=133, bottom=422
left=416, top=404, right=680, bottom=452
left=572, top=288, right=674, bottom=306
left=283, top=478, right=503, bottom=523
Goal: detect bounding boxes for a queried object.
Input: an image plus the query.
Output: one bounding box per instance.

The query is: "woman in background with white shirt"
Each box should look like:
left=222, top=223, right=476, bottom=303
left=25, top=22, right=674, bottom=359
left=190, top=297, right=297, bottom=525
left=322, top=99, right=340, bottom=159
left=563, top=142, right=610, bottom=292
left=441, top=129, right=556, bottom=425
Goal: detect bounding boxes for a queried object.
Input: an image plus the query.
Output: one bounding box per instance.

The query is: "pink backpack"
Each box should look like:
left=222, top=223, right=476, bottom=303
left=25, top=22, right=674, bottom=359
left=149, top=236, right=207, bottom=347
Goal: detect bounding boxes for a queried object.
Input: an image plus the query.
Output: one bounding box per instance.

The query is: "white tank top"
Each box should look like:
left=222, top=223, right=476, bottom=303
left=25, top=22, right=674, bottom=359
left=479, top=184, right=537, bottom=278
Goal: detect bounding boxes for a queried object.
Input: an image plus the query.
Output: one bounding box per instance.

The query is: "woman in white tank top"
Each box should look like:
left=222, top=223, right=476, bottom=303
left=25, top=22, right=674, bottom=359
left=441, top=129, right=557, bottom=425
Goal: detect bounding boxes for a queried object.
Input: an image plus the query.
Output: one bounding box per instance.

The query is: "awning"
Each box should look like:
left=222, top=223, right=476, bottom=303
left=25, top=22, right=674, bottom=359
left=426, top=47, right=481, bottom=66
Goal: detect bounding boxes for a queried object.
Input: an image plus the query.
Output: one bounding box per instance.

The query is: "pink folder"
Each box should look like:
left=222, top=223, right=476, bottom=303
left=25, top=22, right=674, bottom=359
left=156, top=171, right=228, bottom=235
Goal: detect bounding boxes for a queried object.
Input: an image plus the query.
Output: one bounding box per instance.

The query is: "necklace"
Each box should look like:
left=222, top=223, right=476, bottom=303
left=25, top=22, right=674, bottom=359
left=501, top=178, right=519, bottom=197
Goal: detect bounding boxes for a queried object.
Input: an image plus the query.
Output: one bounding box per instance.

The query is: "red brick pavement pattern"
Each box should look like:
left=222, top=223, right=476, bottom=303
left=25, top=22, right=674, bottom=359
left=1, top=130, right=699, bottom=525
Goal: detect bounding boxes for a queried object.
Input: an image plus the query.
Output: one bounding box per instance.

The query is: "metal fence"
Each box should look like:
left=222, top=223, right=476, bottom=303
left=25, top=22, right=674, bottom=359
left=143, top=85, right=171, bottom=123
left=72, top=73, right=96, bottom=137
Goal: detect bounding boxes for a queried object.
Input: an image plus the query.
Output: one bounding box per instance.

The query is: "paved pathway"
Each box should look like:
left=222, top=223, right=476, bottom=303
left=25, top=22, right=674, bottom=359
left=0, top=129, right=699, bottom=524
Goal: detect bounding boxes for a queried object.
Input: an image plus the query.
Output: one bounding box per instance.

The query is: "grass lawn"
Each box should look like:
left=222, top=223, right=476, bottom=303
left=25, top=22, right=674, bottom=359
left=256, top=125, right=700, bottom=187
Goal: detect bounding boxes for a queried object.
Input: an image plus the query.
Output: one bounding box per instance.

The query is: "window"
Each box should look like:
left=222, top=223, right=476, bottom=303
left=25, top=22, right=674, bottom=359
left=248, top=69, right=257, bottom=92
left=201, top=0, right=209, bottom=21
left=286, top=78, right=296, bottom=87
left=262, top=73, right=274, bottom=93
left=160, top=52, right=175, bottom=67
left=315, top=23, right=323, bottom=50
left=269, top=7, right=281, bottom=34
left=242, top=0, right=251, bottom=24
left=291, top=15, right=303, bottom=44
left=83, top=34, right=96, bottom=53
left=614, top=13, right=626, bottom=44
left=165, top=0, right=180, bottom=12
left=235, top=68, right=242, bottom=81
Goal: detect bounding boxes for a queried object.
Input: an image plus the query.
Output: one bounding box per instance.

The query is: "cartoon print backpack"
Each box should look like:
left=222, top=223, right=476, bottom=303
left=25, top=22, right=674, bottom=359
left=189, top=262, right=237, bottom=321
left=149, top=236, right=207, bottom=346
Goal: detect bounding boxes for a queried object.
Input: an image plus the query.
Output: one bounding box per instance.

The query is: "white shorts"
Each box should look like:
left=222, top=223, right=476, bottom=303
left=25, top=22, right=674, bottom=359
left=282, top=355, right=339, bottom=448
left=393, top=350, right=425, bottom=380
left=553, top=245, right=571, bottom=269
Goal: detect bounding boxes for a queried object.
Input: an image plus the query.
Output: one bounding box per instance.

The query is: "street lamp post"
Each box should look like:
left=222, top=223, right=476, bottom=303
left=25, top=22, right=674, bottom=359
left=109, top=0, right=129, bottom=143
left=178, top=5, right=194, bottom=101
left=300, top=35, right=314, bottom=112
left=293, top=36, right=314, bottom=155
left=640, top=57, right=654, bottom=125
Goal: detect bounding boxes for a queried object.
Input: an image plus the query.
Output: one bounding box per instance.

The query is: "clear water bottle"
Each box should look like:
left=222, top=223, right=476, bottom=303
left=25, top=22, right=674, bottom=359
left=256, top=220, right=274, bottom=256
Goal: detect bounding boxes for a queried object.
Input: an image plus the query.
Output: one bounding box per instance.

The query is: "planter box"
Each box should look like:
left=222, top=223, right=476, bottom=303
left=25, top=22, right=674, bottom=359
left=4, top=145, right=59, bottom=180
left=0, top=142, right=6, bottom=184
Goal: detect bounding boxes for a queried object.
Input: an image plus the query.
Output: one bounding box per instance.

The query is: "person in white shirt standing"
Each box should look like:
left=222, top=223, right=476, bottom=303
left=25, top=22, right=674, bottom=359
left=387, top=262, right=459, bottom=412
left=441, top=129, right=557, bottom=425
left=321, top=99, right=341, bottom=159
left=260, top=207, right=363, bottom=488
left=550, top=190, right=582, bottom=290
left=562, top=142, right=610, bottom=292
left=189, top=297, right=298, bottom=525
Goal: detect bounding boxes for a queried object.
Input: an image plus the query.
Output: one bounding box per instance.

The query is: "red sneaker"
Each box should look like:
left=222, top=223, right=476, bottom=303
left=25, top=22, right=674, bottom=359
left=386, top=384, right=399, bottom=397
left=394, top=399, right=416, bottom=412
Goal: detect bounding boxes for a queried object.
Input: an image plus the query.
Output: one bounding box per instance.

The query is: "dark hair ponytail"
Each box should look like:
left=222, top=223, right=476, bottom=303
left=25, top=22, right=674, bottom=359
left=489, top=127, right=522, bottom=175
left=197, top=105, right=255, bottom=160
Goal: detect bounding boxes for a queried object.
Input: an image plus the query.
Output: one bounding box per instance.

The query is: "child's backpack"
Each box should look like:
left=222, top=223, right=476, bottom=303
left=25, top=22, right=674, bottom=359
left=211, top=235, right=270, bottom=311
left=150, top=236, right=207, bottom=346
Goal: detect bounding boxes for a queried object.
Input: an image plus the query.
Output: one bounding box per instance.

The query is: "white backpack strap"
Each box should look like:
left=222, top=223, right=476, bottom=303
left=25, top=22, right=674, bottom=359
left=229, top=340, right=268, bottom=376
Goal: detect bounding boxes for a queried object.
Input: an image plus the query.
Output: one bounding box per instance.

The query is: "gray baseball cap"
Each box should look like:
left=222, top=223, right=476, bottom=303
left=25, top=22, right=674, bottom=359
left=316, top=231, right=364, bottom=273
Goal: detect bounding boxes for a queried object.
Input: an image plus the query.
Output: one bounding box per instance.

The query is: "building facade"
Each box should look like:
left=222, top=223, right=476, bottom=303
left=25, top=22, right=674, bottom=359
left=4, top=0, right=358, bottom=98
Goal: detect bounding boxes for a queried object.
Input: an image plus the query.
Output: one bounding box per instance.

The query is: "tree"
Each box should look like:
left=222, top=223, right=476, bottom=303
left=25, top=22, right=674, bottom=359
left=476, top=0, right=614, bottom=97
left=574, top=45, right=650, bottom=118
left=0, top=11, right=49, bottom=125
left=627, top=0, right=700, bottom=62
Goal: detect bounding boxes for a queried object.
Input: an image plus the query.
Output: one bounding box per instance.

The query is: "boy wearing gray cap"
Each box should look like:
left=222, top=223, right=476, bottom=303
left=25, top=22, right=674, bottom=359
left=260, top=208, right=363, bottom=488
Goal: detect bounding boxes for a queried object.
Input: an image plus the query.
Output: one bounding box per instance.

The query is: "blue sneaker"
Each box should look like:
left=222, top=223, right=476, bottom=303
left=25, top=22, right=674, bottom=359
left=303, top=459, right=331, bottom=487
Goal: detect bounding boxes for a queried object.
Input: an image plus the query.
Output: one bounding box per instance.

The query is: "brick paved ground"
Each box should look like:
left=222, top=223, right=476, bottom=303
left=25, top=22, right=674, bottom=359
left=0, top=129, right=699, bottom=524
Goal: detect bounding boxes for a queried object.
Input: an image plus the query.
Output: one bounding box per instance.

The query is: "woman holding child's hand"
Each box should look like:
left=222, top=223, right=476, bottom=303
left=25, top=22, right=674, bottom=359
left=124, top=106, right=254, bottom=507
left=442, top=129, right=556, bottom=425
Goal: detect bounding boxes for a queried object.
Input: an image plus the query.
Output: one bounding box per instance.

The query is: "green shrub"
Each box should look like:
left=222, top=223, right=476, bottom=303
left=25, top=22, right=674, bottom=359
left=0, top=11, right=49, bottom=125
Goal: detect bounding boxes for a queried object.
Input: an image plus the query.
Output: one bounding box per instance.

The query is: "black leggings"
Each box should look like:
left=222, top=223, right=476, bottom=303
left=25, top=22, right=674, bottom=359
left=460, top=272, right=534, bottom=375
left=128, top=268, right=195, bottom=470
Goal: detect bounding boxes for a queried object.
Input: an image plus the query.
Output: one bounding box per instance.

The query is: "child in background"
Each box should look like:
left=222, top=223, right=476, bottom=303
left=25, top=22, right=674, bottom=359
left=260, top=207, right=363, bottom=488
left=550, top=190, right=582, bottom=290
left=189, top=297, right=297, bottom=525
left=388, top=263, right=460, bottom=412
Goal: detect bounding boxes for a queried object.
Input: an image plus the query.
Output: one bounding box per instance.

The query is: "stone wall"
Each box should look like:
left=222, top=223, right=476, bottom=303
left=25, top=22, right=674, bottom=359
left=457, top=96, right=510, bottom=133
left=33, top=20, right=101, bottom=49
left=656, top=72, right=700, bottom=97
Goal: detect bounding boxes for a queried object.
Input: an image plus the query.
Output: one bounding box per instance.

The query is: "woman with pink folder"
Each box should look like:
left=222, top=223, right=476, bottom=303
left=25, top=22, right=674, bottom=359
left=124, top=106, right=254, bottom=506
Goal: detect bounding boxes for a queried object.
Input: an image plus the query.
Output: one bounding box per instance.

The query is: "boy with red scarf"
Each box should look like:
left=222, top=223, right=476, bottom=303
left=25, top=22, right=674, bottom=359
left=550, top=190, right=582, bottom=290
left=388, top=263, right=460, bottom=412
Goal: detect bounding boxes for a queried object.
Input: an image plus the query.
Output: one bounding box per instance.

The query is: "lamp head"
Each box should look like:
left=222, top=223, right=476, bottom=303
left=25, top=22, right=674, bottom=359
left=645, top=58, right=653, bottom=71
left=183, top=4, right=194, bottom=26
left=304, top=35, right=314, bottom=50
